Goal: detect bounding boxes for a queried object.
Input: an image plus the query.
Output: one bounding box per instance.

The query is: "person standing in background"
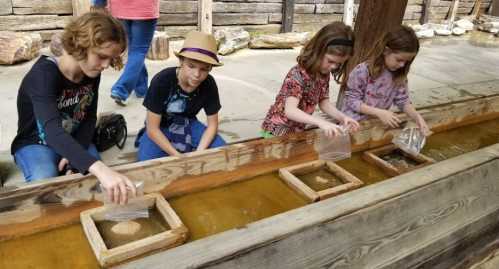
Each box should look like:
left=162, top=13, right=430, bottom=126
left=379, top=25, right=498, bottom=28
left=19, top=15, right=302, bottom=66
left=109, top=0, right=159, bottom=106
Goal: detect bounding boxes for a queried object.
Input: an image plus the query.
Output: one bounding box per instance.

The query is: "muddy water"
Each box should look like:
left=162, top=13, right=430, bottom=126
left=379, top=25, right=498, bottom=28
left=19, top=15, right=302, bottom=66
left=335, top=152, right=391, bottom=186
left=421, top=118, right=499, bottom=161
left=296, top=168, right=345, bottom=192
left=381, top=151, right=421, bottom=170
left=167, top=173, right=309, bottom=241
left=95, top=207, right=171, bottom=249
left=0, top=224, right=99, bottom=269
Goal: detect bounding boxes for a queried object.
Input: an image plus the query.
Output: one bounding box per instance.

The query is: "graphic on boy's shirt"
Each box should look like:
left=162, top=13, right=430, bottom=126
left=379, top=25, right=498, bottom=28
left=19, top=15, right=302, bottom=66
left=165, top=91, right=187, bottom=115
left=37, top=84, right=94, bottom=144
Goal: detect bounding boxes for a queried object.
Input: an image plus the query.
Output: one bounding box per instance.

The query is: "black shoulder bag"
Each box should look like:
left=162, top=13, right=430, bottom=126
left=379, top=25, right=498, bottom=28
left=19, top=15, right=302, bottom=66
left=92, top=114, right=127, bottom=152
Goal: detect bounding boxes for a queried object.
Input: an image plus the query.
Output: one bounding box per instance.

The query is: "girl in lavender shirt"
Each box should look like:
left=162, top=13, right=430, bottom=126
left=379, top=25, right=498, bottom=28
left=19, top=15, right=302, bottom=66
left=341, top=26, right=427, bottom=131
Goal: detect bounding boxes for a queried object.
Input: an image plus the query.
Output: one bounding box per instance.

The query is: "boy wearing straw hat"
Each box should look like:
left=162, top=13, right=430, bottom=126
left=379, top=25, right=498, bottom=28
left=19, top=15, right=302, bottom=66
left=137, top=31, right=227, bottom=161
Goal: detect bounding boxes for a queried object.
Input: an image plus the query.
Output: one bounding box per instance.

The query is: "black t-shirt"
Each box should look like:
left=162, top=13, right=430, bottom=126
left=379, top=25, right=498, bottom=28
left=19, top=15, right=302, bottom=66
left=143, top=67, right=221, bottom=127
left=11, top=56, right=100, bottom=174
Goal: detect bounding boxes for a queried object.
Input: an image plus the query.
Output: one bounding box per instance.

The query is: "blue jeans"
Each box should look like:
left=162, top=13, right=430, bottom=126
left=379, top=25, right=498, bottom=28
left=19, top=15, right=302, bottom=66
left=111, top=19, right=157, bottom=100
left=13, top=144, right=101, bottom=182
left=138, top=119, right=228, bottom=161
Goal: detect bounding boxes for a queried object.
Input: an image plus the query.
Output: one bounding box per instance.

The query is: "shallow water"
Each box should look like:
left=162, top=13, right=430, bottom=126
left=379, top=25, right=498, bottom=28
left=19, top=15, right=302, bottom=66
left=296, top=168, right=345, bottom=192
left=381, top=151, right=421, bottom=170
left=167, top=173, right=309, bottom=241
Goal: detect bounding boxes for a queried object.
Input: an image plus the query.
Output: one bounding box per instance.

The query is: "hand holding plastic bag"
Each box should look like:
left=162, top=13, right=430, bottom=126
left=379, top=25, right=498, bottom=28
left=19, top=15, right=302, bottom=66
left=392, top=122, right=433, bottom=156
left=318, top=125, right=351, bottom=161
left=101, top=181, right=149, bottom=221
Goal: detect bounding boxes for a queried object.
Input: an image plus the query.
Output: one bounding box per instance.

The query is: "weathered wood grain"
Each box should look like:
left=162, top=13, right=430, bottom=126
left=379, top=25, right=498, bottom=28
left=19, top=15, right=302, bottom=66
left=72, top=0, right=91, bottom=17
left=294, top=4, right=315, bottom=13
left=282, top=0, right=295, bottom=33
left=13, top=0, right=72, bottom=15
left=212, top=2, right=282, bottom=13
left=163, top=25, right=197, bottom=38
left=160, top=1, right=198, bottom=13
left=214, top=24, right=282, bottom=35
left=158, top=14, right=197, bottom=25
left=316, top=3, right=345, bottom=13
left=0, top=15, right=70, bottom=31
left=270, top=13, right=342, bottom=23
left=118, top=144, right=499, bottom=268
left=198, top=0, right=212, bottom=34
left=0, top=0, right=13, bottom=15
left=213, top=13, right=269, bottom=25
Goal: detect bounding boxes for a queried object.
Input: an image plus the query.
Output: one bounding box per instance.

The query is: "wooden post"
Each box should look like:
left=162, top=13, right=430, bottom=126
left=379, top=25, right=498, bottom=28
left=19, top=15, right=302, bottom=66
left=281, top=0, right=295, bottom=33
left=336, top=0, right=409, bottom=109
left=72, top=0, right=92, bottom=17
left=471, top=0, right=482, bottom=17
left=420, top=0, right=431, bottom=24
left=198, top=0, right=213, bottom=34
left=447, top=0, right=460, bottom=24
left=491, top=0, right=499, bottom=16
left=343, top=0, right=354, bottom=26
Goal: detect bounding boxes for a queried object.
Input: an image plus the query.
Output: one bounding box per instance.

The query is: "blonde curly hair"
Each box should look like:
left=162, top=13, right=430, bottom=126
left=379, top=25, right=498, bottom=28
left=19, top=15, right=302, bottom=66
left=61, top=11, right=127, bottom=70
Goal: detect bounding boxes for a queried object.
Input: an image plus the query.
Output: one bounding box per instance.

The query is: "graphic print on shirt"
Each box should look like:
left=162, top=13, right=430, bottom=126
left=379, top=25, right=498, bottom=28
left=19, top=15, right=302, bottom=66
left=165, top=91, right=187, bottom=115
left=37, top=84, right=94, bottom=144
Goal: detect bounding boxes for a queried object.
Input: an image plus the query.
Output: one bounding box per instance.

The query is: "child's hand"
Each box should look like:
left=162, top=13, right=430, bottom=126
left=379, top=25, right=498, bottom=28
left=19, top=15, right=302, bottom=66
left=341, top=116, right=360, bottom=133
left=319, top=120, right=345, bottom=139
left=89, top=161, right=137, bottom=205
left=416, top=115, right=428, bottom=131
left=376, top=109, right=401, bottom=128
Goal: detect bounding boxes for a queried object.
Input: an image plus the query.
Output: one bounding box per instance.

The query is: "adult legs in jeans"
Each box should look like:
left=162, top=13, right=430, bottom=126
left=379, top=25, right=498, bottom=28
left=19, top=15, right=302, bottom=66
left=110, top=19, right=157, bottom=102
left=14, top=144, right=101, bottom=182
left=137, top=119, right=228, bottom=161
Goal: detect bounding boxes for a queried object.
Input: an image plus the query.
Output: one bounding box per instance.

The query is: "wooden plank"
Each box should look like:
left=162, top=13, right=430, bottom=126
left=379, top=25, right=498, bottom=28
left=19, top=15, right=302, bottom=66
left=294, top=4, right=315, bottom=13
left=343, top=0, right=354, bottom=26
left=119, top=144, right=499, bottom=268
left=212, top=2, right=282, bottom=13
left=491, top=0, right=499, bottom=15
left=163, top=25, right=198, bottom=38
left=13, top=0, right=72, bottom=15
left=447, top=0, right=460, bottom=24
left=411, top=219, right=499, bottom=268
left=473, top=251, right=499, bottom=269
left=159, top=1, right=198, bottom=13
left=316, top=3, right=344, bottom=13
left=0, top=15, right=70, bottom=31
left=270, top=13, right=343, bottom=24
left=2, top=96, right=499, bottom=241
left=158, top=13, right=197, bottom=26
left=213, top=13, right=269, bottom=26
left=214, top=24, right=282, bottom=35
left=336, top=0, right=409, bottom=110
left=198, top=0, right=212, bottom=34
left=0, top=0, right=13, bottom=15
left=282, top=0, right=295, bottom=33
left=72, top=0, right=91, bottom=17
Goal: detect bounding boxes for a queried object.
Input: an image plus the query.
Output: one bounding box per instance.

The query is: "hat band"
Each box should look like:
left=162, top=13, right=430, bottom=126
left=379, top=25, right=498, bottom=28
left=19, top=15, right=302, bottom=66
left=180, top=47, right=219, bottom=63
left=328, top=39, right=354, bottom=47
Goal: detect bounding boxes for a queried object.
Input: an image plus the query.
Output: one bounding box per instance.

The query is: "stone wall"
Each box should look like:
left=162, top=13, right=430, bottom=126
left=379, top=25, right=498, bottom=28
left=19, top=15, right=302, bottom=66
left=0, top=0, right=494, bottom=40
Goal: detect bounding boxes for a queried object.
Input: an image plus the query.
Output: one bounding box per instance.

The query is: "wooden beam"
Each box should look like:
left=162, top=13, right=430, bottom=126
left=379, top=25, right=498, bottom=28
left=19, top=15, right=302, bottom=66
left=420, top=0, right=431, bottom=24
left=72, top=0, right=91, bottom=17
left=472, top=0, right=483, bottom=17
left=343, top=0, right=354, bottom=26
left=281, top=0, right=295, bottom=33
left=336, top=0, right=409, bottom=110
left=491, top=0, right=499, bottom=16
left=198, top=0, right=212, bottom=34
left=447, top=0, right=460, bottom=25
left=0, top=0, right=13, bottom=15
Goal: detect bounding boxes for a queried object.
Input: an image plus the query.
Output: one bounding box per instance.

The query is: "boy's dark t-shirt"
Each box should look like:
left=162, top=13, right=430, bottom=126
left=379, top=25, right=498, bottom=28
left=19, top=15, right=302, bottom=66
left=11, top=56, right=100, bottom=174
left=143, top=67, right=221, bottom=127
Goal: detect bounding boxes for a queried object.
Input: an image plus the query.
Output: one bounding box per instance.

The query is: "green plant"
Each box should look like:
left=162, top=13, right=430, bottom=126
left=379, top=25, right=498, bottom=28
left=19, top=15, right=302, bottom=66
left=249, top=31, right=263, bottom=37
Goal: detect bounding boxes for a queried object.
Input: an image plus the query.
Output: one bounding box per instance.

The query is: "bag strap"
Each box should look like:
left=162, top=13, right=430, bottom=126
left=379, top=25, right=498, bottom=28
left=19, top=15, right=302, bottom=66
left=110, top=123, right=127, bottom=149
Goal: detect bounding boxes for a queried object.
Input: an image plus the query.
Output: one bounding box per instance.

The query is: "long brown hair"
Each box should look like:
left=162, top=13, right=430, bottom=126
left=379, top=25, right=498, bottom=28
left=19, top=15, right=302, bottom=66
left=365, top=25, right=419, bottom=85
left=297, top=22, right=354, bottom=84
left=61, top=11, right=127, bottom=70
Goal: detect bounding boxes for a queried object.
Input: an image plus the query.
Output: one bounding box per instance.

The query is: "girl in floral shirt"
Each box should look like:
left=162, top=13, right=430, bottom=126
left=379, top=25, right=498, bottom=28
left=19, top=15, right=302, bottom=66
left=260, top=22, right=359, bottom=139
left=341, top=26, right=427, bottom=130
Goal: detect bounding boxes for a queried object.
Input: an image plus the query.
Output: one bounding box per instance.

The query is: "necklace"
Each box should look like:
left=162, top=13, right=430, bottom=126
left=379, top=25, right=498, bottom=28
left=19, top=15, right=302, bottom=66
left=176, top=67, right=200, bottom=101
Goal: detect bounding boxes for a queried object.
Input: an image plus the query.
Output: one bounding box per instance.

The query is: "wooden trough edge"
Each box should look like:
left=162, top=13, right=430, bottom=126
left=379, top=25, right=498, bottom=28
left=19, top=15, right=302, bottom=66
left=117, top=143, right=499, bottom=269
left=0, top=96, right=498, bottom=242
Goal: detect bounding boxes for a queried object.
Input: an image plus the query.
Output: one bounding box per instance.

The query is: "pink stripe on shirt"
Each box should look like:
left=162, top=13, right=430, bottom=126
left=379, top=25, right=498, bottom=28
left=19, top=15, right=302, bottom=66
left=109, top=0, right=159, bottom=20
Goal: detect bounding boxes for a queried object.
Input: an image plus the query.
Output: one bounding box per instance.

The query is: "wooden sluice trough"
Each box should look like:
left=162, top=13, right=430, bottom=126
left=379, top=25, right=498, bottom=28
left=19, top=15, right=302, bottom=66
left=1, top=96, right=499, bottom=268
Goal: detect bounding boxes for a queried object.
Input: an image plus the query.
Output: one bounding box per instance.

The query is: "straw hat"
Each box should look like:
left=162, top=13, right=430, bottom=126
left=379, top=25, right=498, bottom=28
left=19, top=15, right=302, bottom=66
left=174, top=30, right=223, bottom=66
